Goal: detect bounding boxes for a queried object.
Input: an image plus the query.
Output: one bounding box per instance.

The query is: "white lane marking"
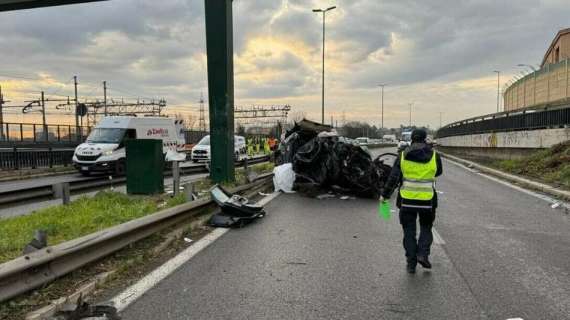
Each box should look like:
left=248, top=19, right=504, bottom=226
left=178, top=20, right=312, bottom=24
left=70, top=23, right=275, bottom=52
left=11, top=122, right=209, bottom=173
left=257, top=191, right=281, bottom=206
left=432, top=228, right=446, bottom=245
left=112, top=192, right=281, bottom=312
left=112, top=228, right=229, bottom=312
left=444, top=158, right=570, bottom=210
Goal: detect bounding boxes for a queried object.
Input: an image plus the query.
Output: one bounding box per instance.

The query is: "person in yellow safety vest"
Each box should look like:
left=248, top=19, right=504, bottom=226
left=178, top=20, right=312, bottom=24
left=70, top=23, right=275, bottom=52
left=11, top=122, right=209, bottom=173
left=381, top=129, right=443, bottom=274
left=263, top=137, right=270, bottom=154
left=247, top=138, right=254, bottom=157
left=255, top=137, right=261, bottom=154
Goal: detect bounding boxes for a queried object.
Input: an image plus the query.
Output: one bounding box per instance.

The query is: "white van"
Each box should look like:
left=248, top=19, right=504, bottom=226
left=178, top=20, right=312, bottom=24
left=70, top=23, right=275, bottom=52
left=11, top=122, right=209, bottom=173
left=73, top=116, right=186, bottom=175
left=191, top=135, right=247, bottom=163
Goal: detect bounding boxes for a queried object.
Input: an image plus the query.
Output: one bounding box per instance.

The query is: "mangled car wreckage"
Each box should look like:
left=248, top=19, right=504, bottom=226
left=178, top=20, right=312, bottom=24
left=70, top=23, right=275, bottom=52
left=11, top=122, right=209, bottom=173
left=276, top=119, right=395, bottom=199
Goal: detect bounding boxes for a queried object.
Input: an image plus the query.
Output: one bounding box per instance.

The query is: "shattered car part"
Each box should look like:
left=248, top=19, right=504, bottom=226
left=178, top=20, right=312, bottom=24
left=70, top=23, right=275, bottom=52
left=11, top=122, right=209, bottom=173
left=52, top=300, right=120, bottom=320
left=208, top=185, right=266, bottom=228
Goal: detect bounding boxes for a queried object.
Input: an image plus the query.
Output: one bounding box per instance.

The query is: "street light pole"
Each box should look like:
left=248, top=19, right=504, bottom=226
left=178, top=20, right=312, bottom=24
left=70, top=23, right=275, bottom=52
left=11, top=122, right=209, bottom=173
left=493, top=71, right=500, bottom=112
left=313, top=6, right=336, bottom=124
left=409, top=102, right=413, bottom=127
left=378, top=84, right=386, bottom=130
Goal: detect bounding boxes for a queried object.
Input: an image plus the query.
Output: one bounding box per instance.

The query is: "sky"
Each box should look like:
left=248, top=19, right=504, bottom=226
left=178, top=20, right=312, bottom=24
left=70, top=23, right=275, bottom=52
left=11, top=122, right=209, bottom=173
left=0, top=0, right=568, bottom=129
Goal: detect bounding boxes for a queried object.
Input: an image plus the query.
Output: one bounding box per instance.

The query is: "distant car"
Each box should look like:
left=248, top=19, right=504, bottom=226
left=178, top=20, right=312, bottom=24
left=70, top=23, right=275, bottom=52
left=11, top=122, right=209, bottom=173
left=397, top=140, right=410, bottom=152
left=191, top=135, right=247, bottom=163
left=382, top=134, right=397, bottom=143
left=356, top=137, right=369, bottom=145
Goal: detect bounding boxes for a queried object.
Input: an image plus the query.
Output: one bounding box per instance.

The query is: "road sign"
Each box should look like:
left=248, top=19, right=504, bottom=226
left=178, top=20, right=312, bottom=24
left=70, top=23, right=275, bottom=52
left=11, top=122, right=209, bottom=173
left=0, top=0, right=107, bottom=12
left=76, top=103, right=88, bottom=117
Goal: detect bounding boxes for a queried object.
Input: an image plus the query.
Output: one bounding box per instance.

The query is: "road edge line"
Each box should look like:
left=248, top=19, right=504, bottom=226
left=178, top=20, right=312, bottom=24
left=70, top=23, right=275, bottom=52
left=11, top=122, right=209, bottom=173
left=112, top=191, right=281, bottom=312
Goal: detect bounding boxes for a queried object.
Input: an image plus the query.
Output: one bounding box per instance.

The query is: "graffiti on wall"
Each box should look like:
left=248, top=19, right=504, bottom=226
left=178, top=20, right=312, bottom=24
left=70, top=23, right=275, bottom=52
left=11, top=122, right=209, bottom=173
left=439, top=128, right=570, bottom=149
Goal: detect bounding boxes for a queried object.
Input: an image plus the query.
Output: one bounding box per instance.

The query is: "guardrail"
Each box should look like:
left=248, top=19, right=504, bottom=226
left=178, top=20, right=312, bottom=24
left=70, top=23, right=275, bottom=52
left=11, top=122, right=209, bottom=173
left=437, top=105, right=570, bottom=138
left=0, top=176, right=273, bottom=303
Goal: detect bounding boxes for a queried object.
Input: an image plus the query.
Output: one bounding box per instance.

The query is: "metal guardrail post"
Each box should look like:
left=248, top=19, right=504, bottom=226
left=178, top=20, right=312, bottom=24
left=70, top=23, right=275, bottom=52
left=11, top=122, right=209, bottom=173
left=184, top=182, right=195, bottom=201
left=52, top=183, right=71, bottom=205
left=172, top=161, right=180, bottom=196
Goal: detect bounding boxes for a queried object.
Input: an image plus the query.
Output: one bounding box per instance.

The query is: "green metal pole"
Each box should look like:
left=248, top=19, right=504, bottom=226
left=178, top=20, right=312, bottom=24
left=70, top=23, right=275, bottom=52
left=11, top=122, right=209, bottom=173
left=204, top=0, right=235, bottom=183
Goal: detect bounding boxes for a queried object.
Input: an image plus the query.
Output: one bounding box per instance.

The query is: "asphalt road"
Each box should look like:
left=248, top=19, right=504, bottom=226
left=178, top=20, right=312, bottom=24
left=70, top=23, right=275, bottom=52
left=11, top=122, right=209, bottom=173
left=121, top=150, right=570, bottom=319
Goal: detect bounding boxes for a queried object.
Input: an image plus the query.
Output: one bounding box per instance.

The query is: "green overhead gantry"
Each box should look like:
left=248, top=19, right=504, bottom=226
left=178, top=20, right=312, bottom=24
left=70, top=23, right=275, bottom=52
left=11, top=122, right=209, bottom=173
left=0, top=0, right=107, bottom=12
left=204, top=0, right=235, bottom=183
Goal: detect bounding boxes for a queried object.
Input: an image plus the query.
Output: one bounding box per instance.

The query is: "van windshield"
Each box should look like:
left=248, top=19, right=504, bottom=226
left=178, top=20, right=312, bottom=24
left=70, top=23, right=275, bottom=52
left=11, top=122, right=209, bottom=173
left=87, top=128, right=126, bottom=144
left=197, top=136, right=210, bottom=146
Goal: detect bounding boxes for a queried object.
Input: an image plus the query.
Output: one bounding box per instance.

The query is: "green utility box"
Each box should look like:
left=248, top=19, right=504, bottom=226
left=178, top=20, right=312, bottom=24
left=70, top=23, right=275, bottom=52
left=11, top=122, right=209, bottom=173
left=125, top=139, right=164, bottom=195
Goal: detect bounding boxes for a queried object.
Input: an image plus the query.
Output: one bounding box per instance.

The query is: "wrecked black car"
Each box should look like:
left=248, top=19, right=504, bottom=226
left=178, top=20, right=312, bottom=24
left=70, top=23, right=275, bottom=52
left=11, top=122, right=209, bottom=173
left=277, top=119, right=394, bottom=199
left=208, top=185, right=266, bottom=228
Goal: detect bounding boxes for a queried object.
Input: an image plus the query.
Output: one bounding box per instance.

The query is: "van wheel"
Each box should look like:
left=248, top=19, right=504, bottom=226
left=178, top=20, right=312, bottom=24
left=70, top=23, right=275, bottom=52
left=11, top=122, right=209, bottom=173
left=115, top=159, right=126, bottom=176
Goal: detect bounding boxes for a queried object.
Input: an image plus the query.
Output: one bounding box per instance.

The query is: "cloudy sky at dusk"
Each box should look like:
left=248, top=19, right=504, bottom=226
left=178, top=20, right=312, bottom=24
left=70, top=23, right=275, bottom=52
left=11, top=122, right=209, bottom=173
left=0, top=0, right=568, bottom=129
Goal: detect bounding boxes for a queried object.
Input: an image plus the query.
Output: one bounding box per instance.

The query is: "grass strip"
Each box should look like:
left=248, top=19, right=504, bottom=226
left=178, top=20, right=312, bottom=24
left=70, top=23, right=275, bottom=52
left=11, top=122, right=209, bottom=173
left=492, top=141, right=570, bottom=189
left=0, top=191, right=186, bottom=264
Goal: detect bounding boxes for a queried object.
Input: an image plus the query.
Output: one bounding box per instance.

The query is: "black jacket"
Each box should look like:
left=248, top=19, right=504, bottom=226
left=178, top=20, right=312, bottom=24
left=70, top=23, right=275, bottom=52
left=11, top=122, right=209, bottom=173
left=382, top=143, right=443, bottom=209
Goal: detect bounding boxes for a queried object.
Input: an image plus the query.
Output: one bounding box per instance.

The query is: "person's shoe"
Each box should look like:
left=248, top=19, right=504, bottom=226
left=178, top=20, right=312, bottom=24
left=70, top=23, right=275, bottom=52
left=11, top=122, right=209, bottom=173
left=417, top=256, right=432, bottom=269
left=406, top=263, right=416, bottom=274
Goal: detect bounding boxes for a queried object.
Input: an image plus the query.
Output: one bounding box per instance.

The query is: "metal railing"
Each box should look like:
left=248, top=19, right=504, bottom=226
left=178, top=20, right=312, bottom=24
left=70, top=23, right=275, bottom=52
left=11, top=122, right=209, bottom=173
left=0, top=123, right=91, bottom=146
left=0, top=147, right=75, bottom=170
left=437, top=105, right=570, bottom=138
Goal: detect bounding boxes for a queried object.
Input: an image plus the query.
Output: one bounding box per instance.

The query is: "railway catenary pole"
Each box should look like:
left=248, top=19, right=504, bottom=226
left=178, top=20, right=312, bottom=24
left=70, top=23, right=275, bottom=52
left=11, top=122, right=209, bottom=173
left=74, top=76, right=79, bottom=134
left=41, top=91, right=47, bottom=141
left=0, top=85, right=4, bottom=140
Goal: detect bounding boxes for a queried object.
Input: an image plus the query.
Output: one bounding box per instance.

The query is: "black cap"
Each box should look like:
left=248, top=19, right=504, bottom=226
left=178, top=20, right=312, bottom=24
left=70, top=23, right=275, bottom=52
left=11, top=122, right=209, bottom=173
left=411, top=129, right=427, bottom=142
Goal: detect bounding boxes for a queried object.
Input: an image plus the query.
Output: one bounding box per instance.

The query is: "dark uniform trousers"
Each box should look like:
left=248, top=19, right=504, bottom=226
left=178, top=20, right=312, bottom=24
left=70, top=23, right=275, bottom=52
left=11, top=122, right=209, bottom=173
left=399, top=207, right=436, bottom=264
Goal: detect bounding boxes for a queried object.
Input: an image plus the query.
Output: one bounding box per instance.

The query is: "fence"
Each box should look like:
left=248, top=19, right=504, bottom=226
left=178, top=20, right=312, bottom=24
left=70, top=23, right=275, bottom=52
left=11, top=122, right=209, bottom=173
left=184, top=130, right=208, bottom=145
left=504, top=59, right=570, bottom=111
left=0, top=123, right=91, bottom=146
left=0, top=147, right=75, bottom=170
left=437, top=105, right=570, bottom=138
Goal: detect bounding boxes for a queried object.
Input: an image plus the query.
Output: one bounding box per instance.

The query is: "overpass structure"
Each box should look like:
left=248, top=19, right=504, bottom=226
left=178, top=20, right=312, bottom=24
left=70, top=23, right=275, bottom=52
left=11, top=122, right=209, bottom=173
left=437, top=104, right=570, bottom=159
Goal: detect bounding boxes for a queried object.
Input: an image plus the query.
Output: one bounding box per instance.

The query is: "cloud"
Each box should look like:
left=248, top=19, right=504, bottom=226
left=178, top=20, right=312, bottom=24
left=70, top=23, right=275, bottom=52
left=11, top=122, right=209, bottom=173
left=0, top=0, right=567, bottom=128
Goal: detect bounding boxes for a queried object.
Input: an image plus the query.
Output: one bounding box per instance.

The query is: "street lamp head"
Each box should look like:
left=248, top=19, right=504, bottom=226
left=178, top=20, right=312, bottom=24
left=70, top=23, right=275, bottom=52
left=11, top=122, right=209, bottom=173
left=326, top=6, right=337, bottom=11
left=312, top=8, right=323, bottom=12
left=493, top=70, right=500, bottom=73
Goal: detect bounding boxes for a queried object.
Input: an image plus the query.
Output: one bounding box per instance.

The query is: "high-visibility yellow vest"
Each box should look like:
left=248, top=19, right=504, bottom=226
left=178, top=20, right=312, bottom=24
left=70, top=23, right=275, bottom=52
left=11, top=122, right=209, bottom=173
left=400, top=151, right=437, bottom=201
